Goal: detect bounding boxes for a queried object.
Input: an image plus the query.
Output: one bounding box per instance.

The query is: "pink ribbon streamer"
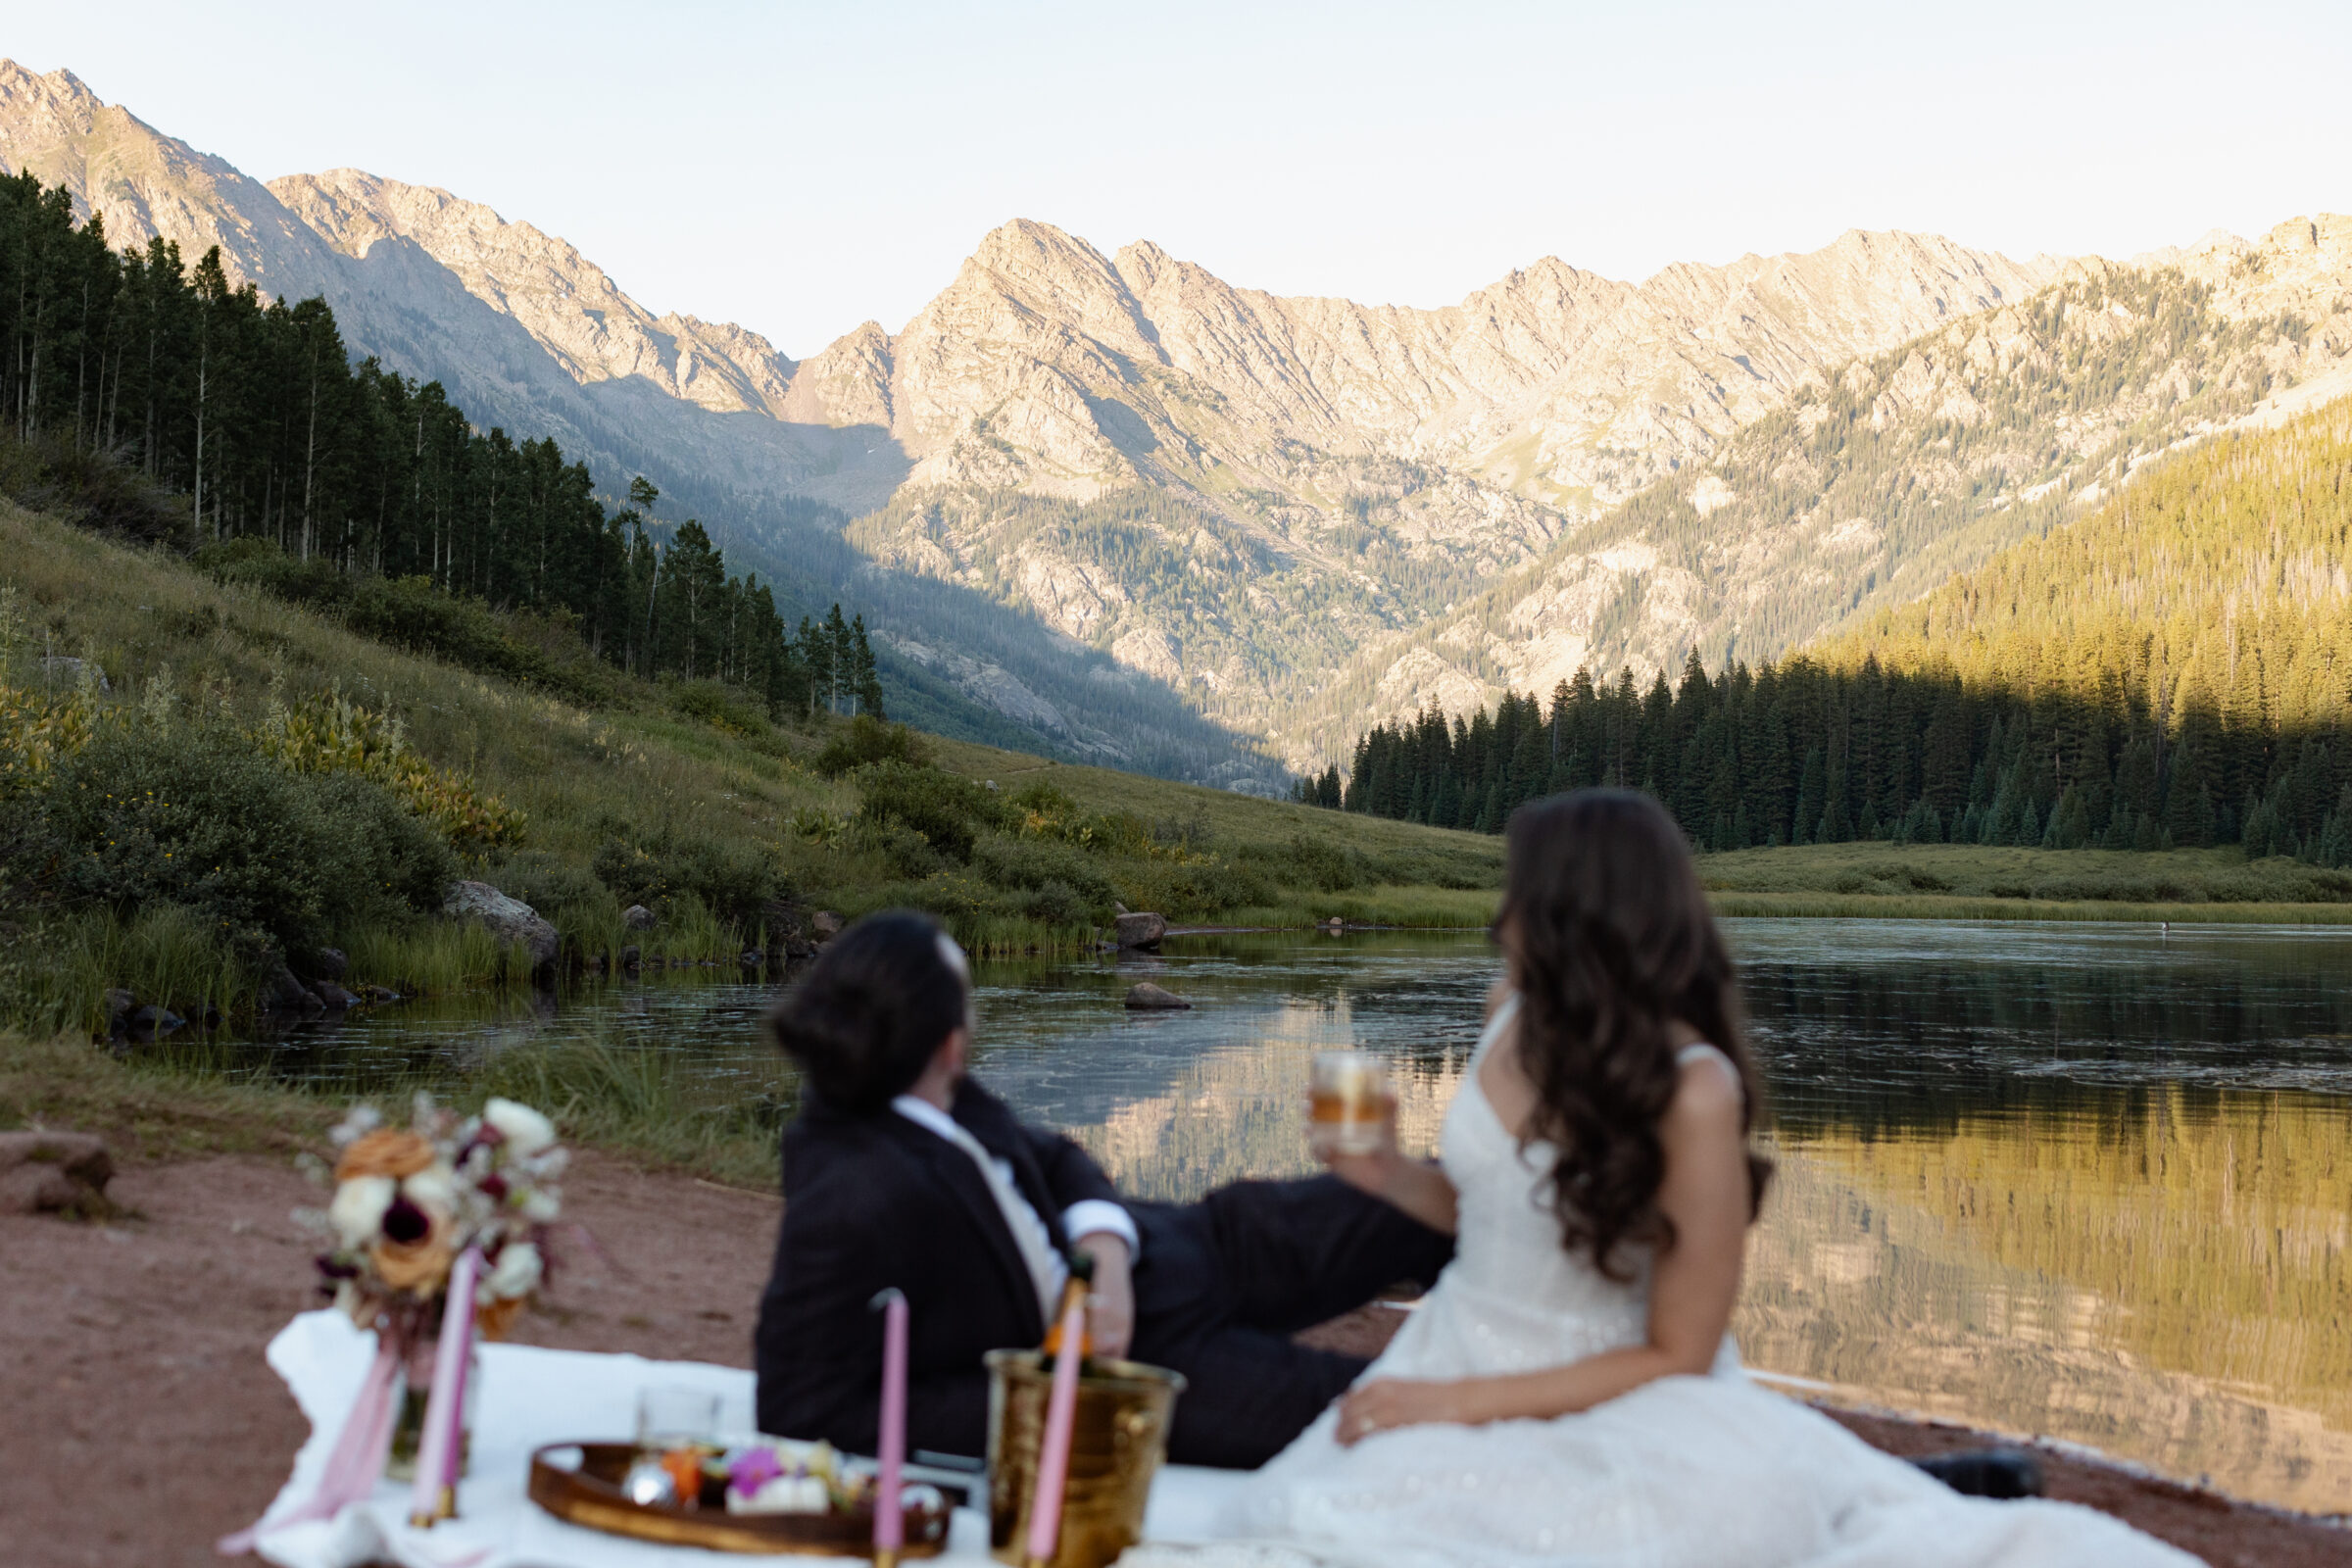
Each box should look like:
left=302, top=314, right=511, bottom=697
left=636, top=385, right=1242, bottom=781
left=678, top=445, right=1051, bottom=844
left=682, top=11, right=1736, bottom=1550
left=1025, top=1293, right=1089, bottom=1567
left=216, top=1332, right=403, bottom=1555
left=410, top=1249, right=484, bottom=1527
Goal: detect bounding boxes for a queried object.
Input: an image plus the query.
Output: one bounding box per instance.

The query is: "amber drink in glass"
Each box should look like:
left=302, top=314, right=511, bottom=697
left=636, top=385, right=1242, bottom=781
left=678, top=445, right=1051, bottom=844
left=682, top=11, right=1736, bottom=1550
left=1309, top=1051, right=1393, bottom=1156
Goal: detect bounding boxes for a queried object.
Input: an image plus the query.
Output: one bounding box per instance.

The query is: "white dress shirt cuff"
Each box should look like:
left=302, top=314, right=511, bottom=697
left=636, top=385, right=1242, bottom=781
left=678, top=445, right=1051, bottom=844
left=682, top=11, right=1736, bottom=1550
left=1061, top=1199, right=1141, bottom=1258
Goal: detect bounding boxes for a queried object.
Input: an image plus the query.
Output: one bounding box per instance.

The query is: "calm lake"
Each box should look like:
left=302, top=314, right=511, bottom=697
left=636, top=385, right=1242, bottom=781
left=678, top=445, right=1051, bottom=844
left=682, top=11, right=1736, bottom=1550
left=233, top=920, right=2352, bottom=1514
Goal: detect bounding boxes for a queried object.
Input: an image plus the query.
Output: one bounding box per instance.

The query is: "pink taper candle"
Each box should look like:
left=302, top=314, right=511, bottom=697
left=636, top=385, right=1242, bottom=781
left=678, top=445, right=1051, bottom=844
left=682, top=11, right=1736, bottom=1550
left=1024, top=1291, right=1088, bottom=1568
left=408, top=1246, right=483, bottom=1529
left=873, top=1288, right=907, bottom=1566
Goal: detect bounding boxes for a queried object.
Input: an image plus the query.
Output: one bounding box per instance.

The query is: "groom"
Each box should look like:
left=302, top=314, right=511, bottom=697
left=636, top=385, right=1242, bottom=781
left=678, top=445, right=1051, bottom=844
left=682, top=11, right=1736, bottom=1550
left=754, top=910, right=1451, bottom=1468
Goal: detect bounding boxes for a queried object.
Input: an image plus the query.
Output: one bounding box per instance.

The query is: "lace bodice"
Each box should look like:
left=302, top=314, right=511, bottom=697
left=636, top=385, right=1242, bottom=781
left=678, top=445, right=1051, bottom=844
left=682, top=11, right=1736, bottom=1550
left=1379, top=996, right=1743, bottom=1381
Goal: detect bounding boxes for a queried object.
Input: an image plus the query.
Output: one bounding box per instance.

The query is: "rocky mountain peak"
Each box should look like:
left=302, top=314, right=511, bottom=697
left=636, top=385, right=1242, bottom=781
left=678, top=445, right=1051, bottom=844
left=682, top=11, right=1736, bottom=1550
left=268, top=168, right=799, bottom=418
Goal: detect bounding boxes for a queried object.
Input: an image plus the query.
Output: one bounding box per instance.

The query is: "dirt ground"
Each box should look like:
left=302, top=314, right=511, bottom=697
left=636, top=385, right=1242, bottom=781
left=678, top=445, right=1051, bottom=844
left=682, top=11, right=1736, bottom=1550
left=4, top=1148, right=2345, bottom=1568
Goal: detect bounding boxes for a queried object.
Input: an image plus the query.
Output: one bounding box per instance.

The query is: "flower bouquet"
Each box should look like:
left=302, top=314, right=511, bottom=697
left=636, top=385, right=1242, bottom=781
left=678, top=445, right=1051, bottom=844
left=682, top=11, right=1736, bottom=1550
left=300, top=1094, right=567, bottom=1476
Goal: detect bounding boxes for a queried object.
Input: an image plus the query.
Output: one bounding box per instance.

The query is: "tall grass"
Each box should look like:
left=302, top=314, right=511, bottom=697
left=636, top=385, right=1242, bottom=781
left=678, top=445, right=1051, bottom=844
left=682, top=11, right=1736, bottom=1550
left=943, top=912, right=1102, bottom=959
left=470, top=1034, right=791, bottom=1187
left=343, top=919, right=529, bottom=995
left=14, top=905, right=250, bottom=1033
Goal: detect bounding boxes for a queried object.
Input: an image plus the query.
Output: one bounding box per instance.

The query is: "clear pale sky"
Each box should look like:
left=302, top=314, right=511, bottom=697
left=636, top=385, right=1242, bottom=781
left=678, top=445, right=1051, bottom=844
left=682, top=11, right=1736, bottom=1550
left=10, top=1, right=2349, bottom=358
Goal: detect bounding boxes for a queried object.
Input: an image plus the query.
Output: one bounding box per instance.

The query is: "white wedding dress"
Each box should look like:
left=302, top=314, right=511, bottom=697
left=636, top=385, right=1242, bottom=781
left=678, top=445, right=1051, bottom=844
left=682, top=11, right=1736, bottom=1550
left=1128, top=1000, right=2197, bottom=1568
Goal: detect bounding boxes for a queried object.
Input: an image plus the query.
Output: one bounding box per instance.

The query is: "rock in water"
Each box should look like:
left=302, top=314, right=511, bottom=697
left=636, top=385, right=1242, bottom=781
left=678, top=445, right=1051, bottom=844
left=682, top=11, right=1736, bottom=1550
left=125, top=1004, right=184, bottom=1038
left=811, top=910, right=844, bottom=940
left=101, top=989, right=136, bottom=1036
left=258, top=961, right=323, bottom=1013
left=309, top=948, right=350, bottom=982
left=1113, top=911, right=1168, bottom=950
left=621, top=904, right=656, bottom=931
left=443, top=880, right=561, bottom=973
left=0, top=1130, right=114, bottom=1216
left=313, top=981, right=361, bottom=1012
left=1125, top=983, right=1191, bottom=1010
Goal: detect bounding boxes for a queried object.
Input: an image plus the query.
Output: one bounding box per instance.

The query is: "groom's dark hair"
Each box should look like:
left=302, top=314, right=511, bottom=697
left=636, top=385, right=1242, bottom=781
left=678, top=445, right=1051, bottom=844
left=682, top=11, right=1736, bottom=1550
left=767, top=910, right=970, bottom=1115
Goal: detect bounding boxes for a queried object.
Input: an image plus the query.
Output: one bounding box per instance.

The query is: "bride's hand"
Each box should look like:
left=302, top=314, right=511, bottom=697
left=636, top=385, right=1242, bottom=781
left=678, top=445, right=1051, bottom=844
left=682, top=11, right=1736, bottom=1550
left=1335, top=1378, right=1460, bottom=1446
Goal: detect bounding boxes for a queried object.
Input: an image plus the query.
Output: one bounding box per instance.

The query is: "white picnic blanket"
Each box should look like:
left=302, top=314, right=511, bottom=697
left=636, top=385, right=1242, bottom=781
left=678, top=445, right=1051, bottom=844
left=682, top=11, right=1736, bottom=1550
left=243, top=1311, right=1241, bottom=1568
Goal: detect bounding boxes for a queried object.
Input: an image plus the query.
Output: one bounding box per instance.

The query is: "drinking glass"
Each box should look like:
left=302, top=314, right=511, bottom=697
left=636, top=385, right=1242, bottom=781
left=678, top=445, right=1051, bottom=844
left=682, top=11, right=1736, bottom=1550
left=633, top=1385, right=720, bottom=1509
left=637, top=1385, right=720, bottom=1455
left=1308, top=1050, right=1394, bottom=1156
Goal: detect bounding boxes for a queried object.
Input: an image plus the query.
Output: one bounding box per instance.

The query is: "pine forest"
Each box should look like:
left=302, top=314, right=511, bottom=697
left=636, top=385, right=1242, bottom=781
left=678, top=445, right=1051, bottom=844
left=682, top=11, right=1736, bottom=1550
left=0, top=171, right=882, bottom=721
left=1312, top=402, right=2352, bottom=868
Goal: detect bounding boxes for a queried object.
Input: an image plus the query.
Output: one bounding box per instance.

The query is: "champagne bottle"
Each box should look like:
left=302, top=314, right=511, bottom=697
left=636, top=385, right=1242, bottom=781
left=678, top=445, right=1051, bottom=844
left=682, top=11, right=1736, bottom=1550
left=1040, top=1250, right=1096, bottom=1366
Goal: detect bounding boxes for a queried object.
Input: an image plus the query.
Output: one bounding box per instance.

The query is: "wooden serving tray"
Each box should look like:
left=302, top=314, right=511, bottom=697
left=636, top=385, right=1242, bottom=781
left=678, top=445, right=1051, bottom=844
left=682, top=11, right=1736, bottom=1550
left=528, top=1443, right=952, bottom=1557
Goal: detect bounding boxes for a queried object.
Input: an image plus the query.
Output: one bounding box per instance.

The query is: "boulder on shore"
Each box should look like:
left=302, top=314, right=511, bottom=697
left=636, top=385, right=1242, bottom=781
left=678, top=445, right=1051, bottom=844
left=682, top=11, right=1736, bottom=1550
left=621, top=905, right=656, bottom=931
left=313, top=981, right=361, bottom=1012
left=308, top=948, right=350, bottom=982
left=0, top=1130, right=114, bottom=1216
left=443, top=881, right=561, bottom=973
left=811, top=910, right=844, bottom=940
left=1124, top=982, right=1191, bottom=1010
left=1113, top=911, right=1168, bottom=950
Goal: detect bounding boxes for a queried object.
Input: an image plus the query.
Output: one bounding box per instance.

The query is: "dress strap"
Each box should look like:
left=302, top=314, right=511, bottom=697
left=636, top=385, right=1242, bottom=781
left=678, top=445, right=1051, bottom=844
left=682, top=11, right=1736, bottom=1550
left=1474, top=992, right=1521, bottom=1064
left=1675, top=1042, right=1742, bottom=1102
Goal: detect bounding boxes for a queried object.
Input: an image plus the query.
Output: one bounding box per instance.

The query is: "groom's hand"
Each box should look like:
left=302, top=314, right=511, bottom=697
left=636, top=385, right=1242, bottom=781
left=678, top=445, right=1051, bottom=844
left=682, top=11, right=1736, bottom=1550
left=1074, top=1233, right=1135, bottom=1358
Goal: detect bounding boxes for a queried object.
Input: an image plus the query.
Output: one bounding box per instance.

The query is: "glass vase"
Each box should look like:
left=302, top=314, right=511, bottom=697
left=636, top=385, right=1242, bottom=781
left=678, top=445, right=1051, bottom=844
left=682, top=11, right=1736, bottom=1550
left=386, top=1336, right=479, bottom=1482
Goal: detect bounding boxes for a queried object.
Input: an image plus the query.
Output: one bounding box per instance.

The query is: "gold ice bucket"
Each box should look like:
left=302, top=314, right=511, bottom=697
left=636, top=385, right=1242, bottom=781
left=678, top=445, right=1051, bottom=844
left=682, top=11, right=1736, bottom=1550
left=984, top=1349, right=1186, bottom=1568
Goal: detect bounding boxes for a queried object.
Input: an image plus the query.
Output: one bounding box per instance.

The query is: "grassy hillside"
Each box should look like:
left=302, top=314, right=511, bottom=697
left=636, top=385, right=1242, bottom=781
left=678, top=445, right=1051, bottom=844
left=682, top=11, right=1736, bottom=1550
left=0, top=498, right=1499, bottom=1030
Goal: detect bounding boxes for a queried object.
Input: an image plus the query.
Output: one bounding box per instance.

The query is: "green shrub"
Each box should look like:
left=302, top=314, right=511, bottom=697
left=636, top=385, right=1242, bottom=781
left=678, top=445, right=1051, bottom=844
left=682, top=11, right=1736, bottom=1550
left=854, top=763, right=1005, bottom=862
left=1117, top=856, right=1275, bottom=920
left=971, top=833, right=1116, bottom=916
left=588, top=835, right=782, bottom=927
left=670, top=679, right=772, bottom=738
left=666, top=838, right=785, bottom=928
left=1009, top=779, right=1079, bottom=816
left=1019, top=879, right=1092, bottom=927
left=816, top=714, right=933, bottom=777
left=42, top=719, right=453, bottom=956
left=1276, top=832, right=1368, bottom=893
left=853, top=817, right=945, bottom=879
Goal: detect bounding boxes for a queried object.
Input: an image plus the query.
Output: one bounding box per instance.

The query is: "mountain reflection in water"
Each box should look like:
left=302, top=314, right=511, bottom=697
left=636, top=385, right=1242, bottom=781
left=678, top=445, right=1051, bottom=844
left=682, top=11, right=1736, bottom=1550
left=968, top=923, right=2352, bottom=1515
left=238, top=920, right=2351, bottom=1513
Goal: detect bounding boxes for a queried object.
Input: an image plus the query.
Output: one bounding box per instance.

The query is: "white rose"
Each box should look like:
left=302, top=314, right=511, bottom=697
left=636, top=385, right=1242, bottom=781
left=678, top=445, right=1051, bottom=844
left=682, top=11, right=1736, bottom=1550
left=481, top=1241, right=543, bottom=1301
left=519, top=1189, right=562, bottom=1223
left=401, top=1162, right=460, bottom=1215
left=327, top=1175, right=396, bottom=1249
left=483, top=1098, right=557, bottom=1157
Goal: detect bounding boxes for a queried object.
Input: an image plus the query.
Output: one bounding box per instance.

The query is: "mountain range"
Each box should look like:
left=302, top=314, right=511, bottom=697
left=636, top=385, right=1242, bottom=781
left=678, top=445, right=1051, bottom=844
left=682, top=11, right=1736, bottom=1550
left=6, top=60, right=2347, bottom=781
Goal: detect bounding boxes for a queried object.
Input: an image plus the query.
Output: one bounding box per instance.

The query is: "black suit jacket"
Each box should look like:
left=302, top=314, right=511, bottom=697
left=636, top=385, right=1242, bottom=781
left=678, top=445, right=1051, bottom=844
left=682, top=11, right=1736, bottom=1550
left=754, top=1079, right=1120, bottom=1455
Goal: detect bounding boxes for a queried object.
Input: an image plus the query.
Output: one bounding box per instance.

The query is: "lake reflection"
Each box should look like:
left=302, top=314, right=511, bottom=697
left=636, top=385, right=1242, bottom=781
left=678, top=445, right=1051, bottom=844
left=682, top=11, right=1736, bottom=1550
left=965, top=922, right=2352, bottom=1515
left=238, top=920, right=2352, bottom=1512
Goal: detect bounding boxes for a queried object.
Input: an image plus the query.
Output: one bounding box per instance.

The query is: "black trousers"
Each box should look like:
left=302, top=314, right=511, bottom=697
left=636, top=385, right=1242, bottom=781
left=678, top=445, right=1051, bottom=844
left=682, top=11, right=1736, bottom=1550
left=1128, top=1176, right=1453, bottom=1468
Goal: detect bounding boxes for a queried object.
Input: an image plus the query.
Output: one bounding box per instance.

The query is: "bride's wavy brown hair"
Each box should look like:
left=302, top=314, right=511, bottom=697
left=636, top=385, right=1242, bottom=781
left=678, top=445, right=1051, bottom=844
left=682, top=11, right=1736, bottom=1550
left=1498, top=789, right=1771, bottom=1279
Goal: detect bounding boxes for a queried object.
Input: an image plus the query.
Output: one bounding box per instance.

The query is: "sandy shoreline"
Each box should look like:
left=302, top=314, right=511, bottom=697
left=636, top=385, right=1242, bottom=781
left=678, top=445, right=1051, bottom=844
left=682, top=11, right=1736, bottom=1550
left=3, top=1146, right=2342, bottom=1568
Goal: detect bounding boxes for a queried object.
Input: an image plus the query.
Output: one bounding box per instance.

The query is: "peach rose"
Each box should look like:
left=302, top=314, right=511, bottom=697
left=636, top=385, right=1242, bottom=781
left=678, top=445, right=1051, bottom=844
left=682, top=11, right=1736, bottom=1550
left=475, top=1295, right=522, bottom=1342
left=337, top=1129, right=437, bottom=1183
left=368, top=1194, right=456, bottom=1295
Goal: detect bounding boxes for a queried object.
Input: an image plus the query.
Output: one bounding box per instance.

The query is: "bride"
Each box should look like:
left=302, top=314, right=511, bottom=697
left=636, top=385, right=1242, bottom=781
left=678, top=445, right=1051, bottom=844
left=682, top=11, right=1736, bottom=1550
left=1135, top=790, right=2194, bottom=1568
